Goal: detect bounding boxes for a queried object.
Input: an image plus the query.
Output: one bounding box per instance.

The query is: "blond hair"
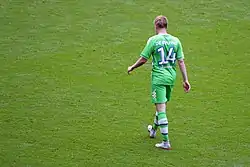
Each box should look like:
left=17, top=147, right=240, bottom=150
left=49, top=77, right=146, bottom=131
left=154, top=15, right=168, bottom=29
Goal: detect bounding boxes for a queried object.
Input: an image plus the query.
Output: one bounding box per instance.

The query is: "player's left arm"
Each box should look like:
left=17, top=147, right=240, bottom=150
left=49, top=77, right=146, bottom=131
left=128, top=57, right=147, bottom=74
left=127, top=38, right=153, bottom=74
left=128, top=57, right=148, bottom=74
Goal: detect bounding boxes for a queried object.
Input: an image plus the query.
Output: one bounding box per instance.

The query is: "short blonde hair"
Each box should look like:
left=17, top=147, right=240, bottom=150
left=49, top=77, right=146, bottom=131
left=154, top=15, right=168, bottom=29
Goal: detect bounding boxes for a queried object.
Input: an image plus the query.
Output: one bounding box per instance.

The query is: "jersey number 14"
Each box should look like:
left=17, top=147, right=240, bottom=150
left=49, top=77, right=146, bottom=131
left=158, top=47, right=176, bottom=65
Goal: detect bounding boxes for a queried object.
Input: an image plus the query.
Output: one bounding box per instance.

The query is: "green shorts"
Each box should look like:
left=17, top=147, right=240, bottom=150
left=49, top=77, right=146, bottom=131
left=151, top=84, right=174, bottom=104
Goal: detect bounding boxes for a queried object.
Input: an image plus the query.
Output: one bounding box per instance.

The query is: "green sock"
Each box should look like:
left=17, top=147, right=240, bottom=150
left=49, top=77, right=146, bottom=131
left=152, top=112, right=159, bottom=130
left=158, top=111, right=169, bottom=141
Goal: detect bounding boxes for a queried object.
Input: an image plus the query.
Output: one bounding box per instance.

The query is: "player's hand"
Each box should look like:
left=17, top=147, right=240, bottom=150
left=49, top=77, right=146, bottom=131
left=127, top=66, right=134, bottom=74
left=183, top=80, right=191, bottom=93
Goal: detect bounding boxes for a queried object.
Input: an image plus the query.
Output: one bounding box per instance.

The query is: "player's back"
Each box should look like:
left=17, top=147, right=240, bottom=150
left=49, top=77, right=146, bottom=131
left=149, top=34, right=184, bottom=85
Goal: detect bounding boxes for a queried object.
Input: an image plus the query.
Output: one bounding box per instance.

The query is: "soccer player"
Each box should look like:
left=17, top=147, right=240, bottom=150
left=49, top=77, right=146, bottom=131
left=127, top=15, right=191, bottom=150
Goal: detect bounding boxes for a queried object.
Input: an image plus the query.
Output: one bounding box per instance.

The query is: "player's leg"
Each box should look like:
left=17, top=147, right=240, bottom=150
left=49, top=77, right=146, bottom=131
left=152, top=111, right=159, bottom=131
left=148, top=84, right=167, bottom=137
left=156, top=103, right=168, bottom=141
left=147, top=111, right=158, bottom=138
left=152, top=85, right=173, bottom=150
left=147, top=84, right=162, bottom=138
left=155, top=103, right=171, bottom=150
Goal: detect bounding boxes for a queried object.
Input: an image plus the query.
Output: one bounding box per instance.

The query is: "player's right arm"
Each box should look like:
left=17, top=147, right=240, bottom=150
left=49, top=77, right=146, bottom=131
left=178, top=59, right=190, bottom=92
left=176, top=39, right=191, bottom=93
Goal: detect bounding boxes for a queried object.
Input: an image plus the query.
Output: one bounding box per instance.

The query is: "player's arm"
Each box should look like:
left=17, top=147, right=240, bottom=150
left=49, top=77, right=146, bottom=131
left=176, top=40, right=191, bottom=92
left=128, top=57, right=147, bottom=74
left=178, top=59, right=190, bottom=92
left=127, top=37, right=153, bottom=74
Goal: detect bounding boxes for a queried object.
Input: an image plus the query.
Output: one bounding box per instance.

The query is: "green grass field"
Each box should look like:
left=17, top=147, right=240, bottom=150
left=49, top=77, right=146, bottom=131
left=1, top=0, right=250, bottom=166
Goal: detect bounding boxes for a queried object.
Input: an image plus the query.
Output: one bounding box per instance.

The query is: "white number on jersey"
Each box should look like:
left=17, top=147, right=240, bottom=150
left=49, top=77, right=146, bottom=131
left=158, top=47, right=176, bottom=65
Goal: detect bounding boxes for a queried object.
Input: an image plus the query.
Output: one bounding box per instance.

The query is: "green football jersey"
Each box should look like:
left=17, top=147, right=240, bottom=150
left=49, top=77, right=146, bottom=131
left=141, top=34, right=184, bottom=85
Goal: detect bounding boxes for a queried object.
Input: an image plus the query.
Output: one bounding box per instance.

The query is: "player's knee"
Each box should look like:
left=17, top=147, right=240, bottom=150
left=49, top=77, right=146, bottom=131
left=155, top=103, right=166, bottom=111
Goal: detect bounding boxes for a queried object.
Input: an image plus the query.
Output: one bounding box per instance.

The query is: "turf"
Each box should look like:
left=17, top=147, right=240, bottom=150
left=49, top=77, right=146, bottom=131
left=1, top=0, right=250, bottom=166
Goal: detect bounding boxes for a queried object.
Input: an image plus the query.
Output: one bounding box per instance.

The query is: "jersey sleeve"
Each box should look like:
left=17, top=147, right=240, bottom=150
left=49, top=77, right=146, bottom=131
left=176, top=39, right=184, bottom=60
left=140, top=38, right=154, bottom=59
